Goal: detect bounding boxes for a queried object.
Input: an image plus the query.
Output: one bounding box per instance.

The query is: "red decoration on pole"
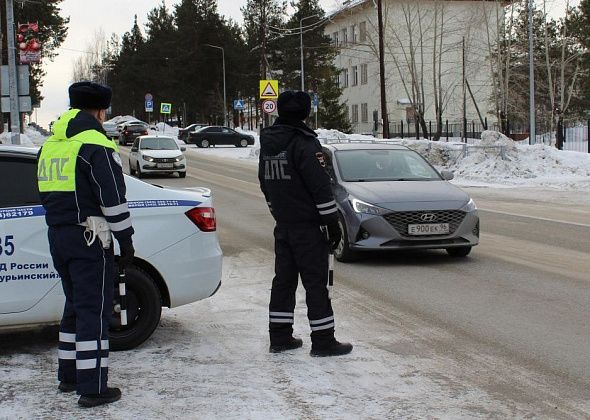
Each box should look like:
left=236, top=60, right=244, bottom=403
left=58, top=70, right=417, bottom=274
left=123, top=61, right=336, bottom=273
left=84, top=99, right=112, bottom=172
left=17, top=22, right=41, bottom=64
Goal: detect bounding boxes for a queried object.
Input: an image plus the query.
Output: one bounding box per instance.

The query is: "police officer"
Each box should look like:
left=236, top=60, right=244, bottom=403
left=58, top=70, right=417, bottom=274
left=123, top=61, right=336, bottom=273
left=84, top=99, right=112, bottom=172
left=37, top=82, right=134, bottom=407
left=258, top=90, right=352, bottom=357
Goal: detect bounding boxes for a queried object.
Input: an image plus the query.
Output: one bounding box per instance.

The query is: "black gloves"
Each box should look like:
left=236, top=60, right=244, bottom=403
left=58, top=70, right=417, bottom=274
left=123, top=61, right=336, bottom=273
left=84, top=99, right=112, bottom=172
left=325, top=222, right=342, bottom=252
left=118, top=240, right=135, bottom=268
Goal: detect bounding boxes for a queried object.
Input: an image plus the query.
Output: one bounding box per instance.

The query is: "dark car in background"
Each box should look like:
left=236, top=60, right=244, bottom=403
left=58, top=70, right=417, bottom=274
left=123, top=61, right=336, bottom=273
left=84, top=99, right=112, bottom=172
left=178, top=123, right=208, bottom=142
left=322, top=143, right=479, bottom=262
left=119, top=121, right=148, bottom=146
left=188, top=126, right=255, bottom=148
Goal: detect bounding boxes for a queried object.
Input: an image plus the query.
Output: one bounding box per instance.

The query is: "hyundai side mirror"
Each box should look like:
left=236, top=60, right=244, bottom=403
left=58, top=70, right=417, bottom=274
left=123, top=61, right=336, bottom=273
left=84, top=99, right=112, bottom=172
left=180, top=146, right=186, bottom=152
left=131, top=147, right=138, bottom=152
left=441, top=170, right=454, bottom=181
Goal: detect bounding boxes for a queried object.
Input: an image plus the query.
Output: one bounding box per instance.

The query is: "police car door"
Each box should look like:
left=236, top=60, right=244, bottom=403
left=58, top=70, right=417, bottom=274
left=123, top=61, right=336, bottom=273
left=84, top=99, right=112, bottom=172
left=0, top=151, right=59, bottom=314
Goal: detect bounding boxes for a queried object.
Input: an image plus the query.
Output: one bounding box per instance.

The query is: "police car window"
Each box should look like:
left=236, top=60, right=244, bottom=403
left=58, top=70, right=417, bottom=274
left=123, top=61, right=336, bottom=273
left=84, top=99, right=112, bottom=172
left=0, top=156, right=41, bottom=207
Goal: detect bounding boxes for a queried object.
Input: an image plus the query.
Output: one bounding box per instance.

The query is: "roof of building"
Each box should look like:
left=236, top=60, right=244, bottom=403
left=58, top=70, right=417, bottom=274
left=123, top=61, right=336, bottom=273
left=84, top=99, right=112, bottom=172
left=328, top=0, right=514, bottom=21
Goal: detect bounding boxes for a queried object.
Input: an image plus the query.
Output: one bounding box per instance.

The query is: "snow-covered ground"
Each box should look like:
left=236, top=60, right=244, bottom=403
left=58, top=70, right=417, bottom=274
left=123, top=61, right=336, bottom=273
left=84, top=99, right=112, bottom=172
left=0, top=127, right=46, bottom=147
left=1, top=249, right=576, bottom=418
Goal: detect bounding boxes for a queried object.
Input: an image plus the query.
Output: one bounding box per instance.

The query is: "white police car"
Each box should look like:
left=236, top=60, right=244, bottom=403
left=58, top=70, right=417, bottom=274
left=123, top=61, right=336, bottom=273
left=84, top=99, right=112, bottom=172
left=0, top=146, right=222, bottom=350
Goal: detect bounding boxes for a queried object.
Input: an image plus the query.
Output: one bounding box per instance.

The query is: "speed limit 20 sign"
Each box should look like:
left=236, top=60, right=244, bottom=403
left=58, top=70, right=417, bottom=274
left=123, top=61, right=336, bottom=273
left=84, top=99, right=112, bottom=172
left=262, top=100, right=276, bottom=114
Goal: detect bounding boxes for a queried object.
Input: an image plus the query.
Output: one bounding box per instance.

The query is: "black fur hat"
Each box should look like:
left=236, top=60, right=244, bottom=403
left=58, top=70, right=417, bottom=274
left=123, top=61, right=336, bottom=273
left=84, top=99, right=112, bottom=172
left=69, top=81, right=112, bottom=110
left=277, top=91, right=312, bottom=121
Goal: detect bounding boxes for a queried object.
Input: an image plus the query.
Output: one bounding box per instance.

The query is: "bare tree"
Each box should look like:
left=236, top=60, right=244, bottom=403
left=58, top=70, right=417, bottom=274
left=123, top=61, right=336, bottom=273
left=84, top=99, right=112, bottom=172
left=71, top=29, right=116, bottom=84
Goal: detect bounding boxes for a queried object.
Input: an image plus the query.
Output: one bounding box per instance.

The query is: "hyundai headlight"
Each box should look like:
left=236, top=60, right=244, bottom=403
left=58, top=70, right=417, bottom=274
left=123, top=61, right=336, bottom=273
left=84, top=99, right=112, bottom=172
left=461, top=198, right=477, bottom=212
left=350, top=197, right=389, bottom=215
left=142, top=155, right=155, bottom=162
left=174, top=155, right=184, bottom=162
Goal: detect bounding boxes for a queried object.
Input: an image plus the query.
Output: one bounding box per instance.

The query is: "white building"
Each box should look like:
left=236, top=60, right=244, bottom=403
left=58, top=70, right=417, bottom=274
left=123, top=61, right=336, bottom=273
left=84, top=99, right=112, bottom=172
left=325, top=0, right=505, bottom=136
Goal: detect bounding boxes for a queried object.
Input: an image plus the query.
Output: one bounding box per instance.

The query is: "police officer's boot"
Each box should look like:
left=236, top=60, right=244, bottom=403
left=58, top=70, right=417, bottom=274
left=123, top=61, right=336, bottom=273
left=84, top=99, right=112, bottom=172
left=269, top=336, right=303, bottom=353
left=58, top=382, right=76, bottom=393
left=310, top=339, right=353, bottom=357
left=78, top=387, right=121, bottom=408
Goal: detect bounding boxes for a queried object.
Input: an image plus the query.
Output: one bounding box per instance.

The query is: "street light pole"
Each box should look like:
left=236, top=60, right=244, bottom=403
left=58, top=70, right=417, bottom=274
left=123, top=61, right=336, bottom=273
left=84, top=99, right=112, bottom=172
left=205, top=44, right=227, bottom=127
left=300, top=14, right=319, bottom=92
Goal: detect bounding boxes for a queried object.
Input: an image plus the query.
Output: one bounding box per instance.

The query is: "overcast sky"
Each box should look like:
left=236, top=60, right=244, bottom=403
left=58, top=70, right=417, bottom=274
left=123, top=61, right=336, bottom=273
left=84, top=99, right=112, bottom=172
left=35, top=0, right=576, bottom=128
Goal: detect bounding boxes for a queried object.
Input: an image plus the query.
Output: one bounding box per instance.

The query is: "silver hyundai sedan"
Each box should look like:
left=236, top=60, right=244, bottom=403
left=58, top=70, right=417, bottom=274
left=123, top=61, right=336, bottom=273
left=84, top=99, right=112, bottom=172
left=321, top=143, right=479, bottom=262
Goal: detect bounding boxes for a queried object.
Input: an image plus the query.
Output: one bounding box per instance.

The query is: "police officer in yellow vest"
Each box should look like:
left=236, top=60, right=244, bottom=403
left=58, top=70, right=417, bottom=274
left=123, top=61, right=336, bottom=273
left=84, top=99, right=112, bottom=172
left=37, top=82, right=134, bottom=407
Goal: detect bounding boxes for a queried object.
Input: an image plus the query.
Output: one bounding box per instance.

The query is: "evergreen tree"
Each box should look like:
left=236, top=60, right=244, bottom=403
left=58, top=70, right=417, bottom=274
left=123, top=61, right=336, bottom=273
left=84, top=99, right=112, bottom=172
left=241, top=0, right=286, bottom=114
left=109, top=16, right=145, bottom=117
left=279, top=0, right=350, bottom=131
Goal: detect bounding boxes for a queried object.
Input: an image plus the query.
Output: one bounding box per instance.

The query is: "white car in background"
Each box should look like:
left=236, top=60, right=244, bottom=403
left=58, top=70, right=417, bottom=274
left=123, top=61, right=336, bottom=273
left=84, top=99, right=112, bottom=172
left=0, top=146, right=222, bottom=350
left=129, top=135, right=187, bottom=178
left=102, top=121, right=120, bottom=139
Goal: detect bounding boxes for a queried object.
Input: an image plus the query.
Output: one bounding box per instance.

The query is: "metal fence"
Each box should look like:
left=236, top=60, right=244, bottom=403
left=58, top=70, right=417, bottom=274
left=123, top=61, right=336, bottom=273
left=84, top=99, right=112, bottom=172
left=380, top=119, right=590, bottom=153
left=387, top=120, right=491, bottom=141
left=534, top=122, right=589, bottom=153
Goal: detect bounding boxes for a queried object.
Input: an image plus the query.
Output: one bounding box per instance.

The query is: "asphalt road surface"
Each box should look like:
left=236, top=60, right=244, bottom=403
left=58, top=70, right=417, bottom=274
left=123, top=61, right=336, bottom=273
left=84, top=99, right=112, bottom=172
left=120, top=147, right=590, bottom=417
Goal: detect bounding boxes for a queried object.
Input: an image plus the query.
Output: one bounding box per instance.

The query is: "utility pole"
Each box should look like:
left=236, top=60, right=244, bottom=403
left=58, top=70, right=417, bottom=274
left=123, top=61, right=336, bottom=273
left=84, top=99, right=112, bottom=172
left=528, top=0, right=536, bottom=145
left=6, top=0, right=20, bottom=144
left=377, top=0, right=389, bottom=139
left=462, top=37, right=467, bottom=143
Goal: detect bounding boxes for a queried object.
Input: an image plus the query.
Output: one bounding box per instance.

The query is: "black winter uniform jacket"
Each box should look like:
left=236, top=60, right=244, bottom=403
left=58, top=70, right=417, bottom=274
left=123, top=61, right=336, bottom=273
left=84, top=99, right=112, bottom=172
left=258, top=118, right=338, bottom=226
left=38, top=110, right=134, bottom=246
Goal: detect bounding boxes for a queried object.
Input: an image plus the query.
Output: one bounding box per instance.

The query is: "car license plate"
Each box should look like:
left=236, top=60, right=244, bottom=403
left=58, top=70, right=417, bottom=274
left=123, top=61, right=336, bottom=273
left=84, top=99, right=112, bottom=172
left=157, top=163, right=173, bottom=169
left=408, top=223, right=450, bottom=235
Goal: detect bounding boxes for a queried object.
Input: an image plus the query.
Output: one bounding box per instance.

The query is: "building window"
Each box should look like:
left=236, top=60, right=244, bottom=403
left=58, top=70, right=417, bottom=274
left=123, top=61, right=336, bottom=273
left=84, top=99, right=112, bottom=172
left=352, top=66, right=358, bottom=86
left=341, top=27, right=348, bottom=45
left=332, top=32, right=339, bottom=46
left=361, top=103, right=368, bottom=123
left=351, top=104, right=359, bottom=124
left=359, top=21, right=367, bottom=42
left=341, top=68, right=349, bottom=88
left=361, top=64, right=368, bottom=85
left=351, top=24, right=357, bottom=44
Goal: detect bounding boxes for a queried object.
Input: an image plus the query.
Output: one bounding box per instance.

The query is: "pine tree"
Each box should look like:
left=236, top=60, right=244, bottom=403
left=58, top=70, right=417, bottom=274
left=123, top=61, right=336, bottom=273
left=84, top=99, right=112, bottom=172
left=279, top=0, right=350, bottom=131
left=109, top=16, right=145, bottom=117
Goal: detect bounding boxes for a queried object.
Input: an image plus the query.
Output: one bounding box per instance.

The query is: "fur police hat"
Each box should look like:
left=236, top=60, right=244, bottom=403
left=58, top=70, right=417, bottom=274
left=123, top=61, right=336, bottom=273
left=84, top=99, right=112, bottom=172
left=69, top=81, right=112, bottom=110
left=277, top=91, right=312, bottom=121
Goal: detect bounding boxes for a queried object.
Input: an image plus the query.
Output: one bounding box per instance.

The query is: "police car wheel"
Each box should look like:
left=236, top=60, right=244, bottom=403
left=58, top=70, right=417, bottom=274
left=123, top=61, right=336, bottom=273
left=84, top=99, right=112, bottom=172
left=334, top=214, right=358, bottom=263
left=110, top=265, right=162, bottom=351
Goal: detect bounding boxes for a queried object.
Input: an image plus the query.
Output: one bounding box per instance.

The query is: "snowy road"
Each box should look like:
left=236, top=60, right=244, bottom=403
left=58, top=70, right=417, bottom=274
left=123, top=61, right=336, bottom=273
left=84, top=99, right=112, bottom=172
left=1, top=146, right=589, bottom=418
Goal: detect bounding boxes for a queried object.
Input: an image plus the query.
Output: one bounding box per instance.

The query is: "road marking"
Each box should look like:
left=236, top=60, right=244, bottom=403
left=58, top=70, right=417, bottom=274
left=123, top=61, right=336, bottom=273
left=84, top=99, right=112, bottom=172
left=479, top=208, right=590, bottom=228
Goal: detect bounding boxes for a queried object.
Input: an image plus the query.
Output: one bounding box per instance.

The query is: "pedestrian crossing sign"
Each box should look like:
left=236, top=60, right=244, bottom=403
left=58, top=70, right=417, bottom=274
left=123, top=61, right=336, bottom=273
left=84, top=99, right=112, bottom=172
left=259, top=80, right=279, bottom=99
left=160, top=102, right=172, bottom=114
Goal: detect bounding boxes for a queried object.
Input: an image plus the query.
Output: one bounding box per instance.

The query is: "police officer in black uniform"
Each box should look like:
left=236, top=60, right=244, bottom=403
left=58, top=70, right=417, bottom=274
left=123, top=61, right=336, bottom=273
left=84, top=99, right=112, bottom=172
left=258, top=90, right=352, bottom=357
left=38, top=82, right=134, bottom=407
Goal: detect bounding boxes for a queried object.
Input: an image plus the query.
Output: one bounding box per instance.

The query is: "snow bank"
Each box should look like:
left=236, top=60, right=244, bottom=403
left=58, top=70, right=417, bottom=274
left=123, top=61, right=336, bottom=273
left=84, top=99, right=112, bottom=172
left=0, top=127, right=47, bottom=147
left=316, top=129, right=590, bottom=190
